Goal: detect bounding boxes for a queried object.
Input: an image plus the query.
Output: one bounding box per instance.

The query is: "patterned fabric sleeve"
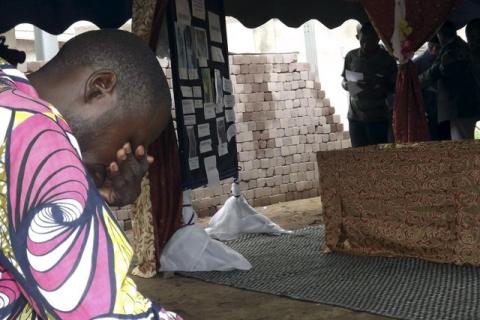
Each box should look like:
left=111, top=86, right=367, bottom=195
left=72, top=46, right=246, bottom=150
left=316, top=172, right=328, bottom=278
left=0, top=102, right=181, bottom=319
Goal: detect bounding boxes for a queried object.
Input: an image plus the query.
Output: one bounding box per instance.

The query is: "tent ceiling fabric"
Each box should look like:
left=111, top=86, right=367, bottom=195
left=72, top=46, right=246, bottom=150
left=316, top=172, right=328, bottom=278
left=224, top=0, right=480, bottom=30
left=0, top=0, right=479, bottom=42
left=224, top=0, right=368, bottom=29
left=0, top=0, right=132, bottom=35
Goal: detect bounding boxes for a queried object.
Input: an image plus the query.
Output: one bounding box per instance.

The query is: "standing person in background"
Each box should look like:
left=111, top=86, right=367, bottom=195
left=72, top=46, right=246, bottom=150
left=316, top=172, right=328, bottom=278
left=341, top=22, right=397, bottom=147
left=466, top=18, right=480, bottom=139
left=414, top=36, right=448, bottom=140
left=420, top=21, right=480, bottom=141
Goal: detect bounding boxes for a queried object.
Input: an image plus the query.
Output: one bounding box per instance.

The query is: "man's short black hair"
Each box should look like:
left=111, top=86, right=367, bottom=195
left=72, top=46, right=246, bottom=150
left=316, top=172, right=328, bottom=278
left=438, top=21, right=457, bottom=39
left=49, top=29, right=170, bottom=123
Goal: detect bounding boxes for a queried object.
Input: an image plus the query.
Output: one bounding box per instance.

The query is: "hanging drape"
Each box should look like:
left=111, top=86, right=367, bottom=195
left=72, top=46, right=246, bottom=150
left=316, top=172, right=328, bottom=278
left=361, top=0, right=460, bottom=143
left=131, top=0, right=183, bottom=277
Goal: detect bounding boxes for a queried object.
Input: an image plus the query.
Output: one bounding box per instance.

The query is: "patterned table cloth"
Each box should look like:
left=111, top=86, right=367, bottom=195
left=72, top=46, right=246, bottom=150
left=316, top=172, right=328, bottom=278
left=317, top=141, right=480, bottom=266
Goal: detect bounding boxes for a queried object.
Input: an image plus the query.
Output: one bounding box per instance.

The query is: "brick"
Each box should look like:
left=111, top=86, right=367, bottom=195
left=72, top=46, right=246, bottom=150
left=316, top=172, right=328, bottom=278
left=243, top=84, right=252, bottom=94
left=281, top=146, right=290, bottom=156
left=306, top=171, right=315, bottom=181
left=240, top=64, right=249, bottom=74
left=230, top=64, right=241, bottom=75
left=298, top=171, right=307, bottom=181
left=296, top=181, right=307, bottom=192
left=290, top=163, right=299, bottom=173
left=236, top=74, right=246, bottom=83
left=254, top=73, right=264, bottom=83
left=237, top=132, right=253, bottom=142
left=274, top=55, right=283, bottom=63
left=300, top=98, right=308, bottom=108
left=232, top=55, right=245, bottom=64
left=115, top=208, right=131, bottom=221
left=284, top=53, right=296, bottom=64
left=297, top=63, right=310, bottom=71
left=271, top=194, right=286, bottom=203
left=288, top=182, right=296, bottom=191
left=342, top=139, right=352, bottom=149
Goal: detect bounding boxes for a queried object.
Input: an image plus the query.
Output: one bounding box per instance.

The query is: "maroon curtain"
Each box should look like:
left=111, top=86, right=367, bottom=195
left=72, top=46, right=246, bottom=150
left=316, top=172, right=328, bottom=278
left=146, top=0, right=183, bottom=269
left=394, top=61, right=428, bottom=142
left=148, top=122, right=183, bottom=267
left=361, top=0, right=461, bottom=143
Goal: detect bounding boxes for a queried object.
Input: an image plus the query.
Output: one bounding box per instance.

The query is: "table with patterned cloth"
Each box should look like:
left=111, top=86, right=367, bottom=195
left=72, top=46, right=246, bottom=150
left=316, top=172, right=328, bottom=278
left=317, top=141, right=480, bottom=266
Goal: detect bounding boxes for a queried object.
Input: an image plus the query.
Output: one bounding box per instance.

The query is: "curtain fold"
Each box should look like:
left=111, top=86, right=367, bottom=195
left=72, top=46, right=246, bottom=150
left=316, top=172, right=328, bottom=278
left=131, top=0, right=183, bottom=277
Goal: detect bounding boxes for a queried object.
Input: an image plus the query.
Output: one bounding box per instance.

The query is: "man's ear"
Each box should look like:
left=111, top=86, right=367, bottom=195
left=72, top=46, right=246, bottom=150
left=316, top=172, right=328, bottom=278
left=84, top=70, right=117, bottom=102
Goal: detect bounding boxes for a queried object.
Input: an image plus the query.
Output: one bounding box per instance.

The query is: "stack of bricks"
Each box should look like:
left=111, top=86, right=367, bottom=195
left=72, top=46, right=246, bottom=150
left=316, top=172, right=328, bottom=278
left=191, top=53, right=350, bottom=216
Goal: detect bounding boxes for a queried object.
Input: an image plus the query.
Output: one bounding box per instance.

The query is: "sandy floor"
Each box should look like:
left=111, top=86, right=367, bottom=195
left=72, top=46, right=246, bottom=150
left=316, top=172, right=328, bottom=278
left=134, top=197, right=389, bottom=320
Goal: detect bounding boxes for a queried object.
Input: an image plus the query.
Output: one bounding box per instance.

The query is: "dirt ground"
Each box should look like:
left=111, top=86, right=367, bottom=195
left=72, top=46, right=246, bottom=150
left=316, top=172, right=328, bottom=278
left=134, top=197, right=390, bottom=320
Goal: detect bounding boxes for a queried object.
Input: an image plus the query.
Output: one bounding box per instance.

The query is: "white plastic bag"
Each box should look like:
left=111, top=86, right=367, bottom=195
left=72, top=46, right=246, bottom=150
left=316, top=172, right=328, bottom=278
left=159, top=190, right=252, bottom=272
left=206, top=182, right=291, bottom=241
left=159, top=224, right=251, bottom=272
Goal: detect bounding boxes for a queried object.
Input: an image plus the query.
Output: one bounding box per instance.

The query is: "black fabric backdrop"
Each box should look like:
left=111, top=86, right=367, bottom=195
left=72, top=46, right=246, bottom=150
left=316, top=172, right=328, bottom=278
left=0, top=0, right=132, bottom=34
left=166, top=0, right=238, bottom=189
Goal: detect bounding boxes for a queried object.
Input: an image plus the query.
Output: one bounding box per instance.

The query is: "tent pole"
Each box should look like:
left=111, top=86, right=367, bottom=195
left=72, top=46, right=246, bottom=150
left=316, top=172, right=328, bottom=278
left=33, top=27, right=58, bottom=61
left=303, top=21, right=319, bottom=82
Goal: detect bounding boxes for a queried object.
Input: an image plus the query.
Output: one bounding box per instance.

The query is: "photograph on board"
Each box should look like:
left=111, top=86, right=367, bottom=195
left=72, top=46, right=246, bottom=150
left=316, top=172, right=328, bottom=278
left=201, top=68, right=215, bottom=103
left=175, top=23, right=188, bottom=80
left=187, top=126, right=199, bottom=170
left=184, top=25, right=199, bottom=79
left=216, top=117, right=228, bottom=156
left=176, top=0, right=191, bottom=25
left=194, top=27, right=209, bottom=66
left=214, top=69, right=223, bottom=112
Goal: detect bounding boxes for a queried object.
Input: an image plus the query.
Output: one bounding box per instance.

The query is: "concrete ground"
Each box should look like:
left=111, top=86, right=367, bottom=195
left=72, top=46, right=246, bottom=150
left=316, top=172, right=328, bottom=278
left=134, top=197, right=390, bottom=320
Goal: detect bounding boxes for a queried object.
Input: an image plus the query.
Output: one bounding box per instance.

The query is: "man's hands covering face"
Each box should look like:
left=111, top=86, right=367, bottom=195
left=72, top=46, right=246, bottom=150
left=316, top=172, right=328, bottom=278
left=98, top=143, right=153, bottom=207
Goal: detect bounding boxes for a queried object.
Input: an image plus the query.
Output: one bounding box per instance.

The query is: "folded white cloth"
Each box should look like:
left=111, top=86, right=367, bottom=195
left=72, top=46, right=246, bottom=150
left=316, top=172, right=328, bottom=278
left=206, top=182, right=291, bottom=241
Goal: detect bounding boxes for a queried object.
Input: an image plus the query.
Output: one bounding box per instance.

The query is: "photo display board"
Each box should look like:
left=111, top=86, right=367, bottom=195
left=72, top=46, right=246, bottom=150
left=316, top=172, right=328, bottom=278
left=166, top=0, right=238, bottom=189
